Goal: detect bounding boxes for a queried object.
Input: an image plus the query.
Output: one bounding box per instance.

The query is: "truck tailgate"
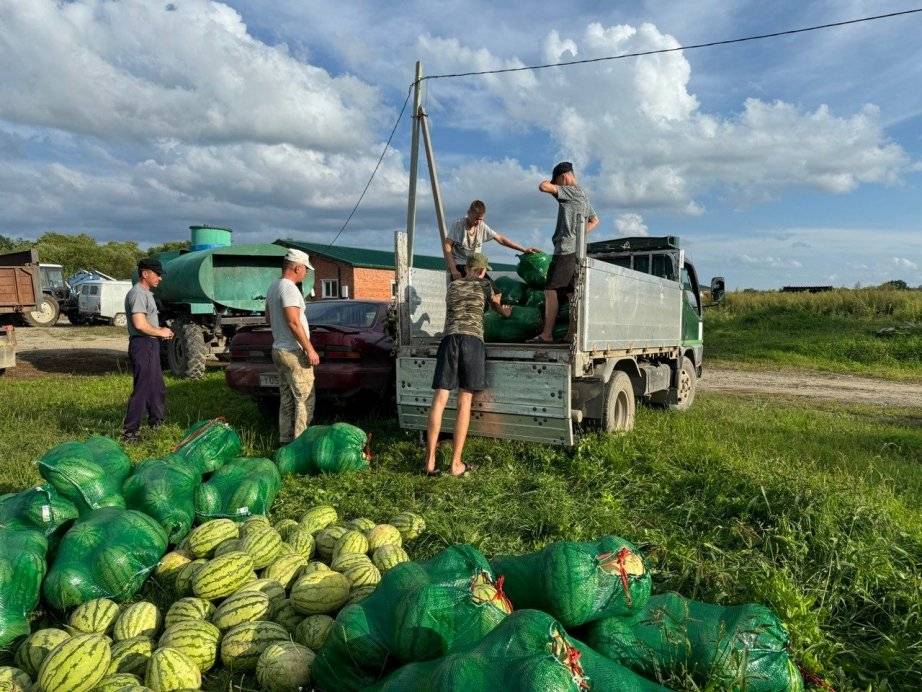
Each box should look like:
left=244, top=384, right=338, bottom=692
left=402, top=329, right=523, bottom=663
left=397, top=357, right=573, bottom=445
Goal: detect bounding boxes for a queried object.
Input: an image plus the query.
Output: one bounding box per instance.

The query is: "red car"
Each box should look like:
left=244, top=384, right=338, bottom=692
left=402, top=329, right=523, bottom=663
left=225, top=299, right=395, bottom=415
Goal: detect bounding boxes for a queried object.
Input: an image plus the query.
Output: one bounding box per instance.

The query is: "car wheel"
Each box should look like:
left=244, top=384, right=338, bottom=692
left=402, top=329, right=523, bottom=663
left=602, top=371, right=636, bottom=433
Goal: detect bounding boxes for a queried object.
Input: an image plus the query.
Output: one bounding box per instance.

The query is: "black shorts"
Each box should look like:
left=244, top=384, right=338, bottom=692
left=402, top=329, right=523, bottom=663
left=432, top=333, right=487, bottom=392
left=546, top=253, right=577, bottom=295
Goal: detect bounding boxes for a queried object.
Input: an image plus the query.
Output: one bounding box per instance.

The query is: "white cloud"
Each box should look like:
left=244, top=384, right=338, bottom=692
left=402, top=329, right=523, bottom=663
left=737, top=255, right=802, bottom=270
left=892, top=257, right=918, bottom=271
left=614, top=213, right=648, bottom=236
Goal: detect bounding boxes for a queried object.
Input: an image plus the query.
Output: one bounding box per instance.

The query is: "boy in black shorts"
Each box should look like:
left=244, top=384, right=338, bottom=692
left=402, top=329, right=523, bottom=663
left=424, top=253, right=511, bottom=476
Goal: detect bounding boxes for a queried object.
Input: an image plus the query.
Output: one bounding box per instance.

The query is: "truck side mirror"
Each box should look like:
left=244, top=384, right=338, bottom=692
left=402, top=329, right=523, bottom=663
left=710, top=277, right=725, bottom=304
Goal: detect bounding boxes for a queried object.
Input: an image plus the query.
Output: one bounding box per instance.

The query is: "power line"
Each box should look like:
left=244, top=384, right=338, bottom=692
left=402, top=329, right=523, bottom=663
left=419, top=8, right=922, bottom=81
left=327, top=85, right=413, bottom=248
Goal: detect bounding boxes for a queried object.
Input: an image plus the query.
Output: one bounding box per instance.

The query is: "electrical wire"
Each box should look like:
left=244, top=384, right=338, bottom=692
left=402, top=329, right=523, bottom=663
left=419, top=8, right=922, bottom=81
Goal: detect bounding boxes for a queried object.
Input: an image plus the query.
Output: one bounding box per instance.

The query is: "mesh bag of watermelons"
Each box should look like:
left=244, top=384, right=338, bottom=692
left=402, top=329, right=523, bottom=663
left=194, top=457, right=281, bottom=521
left=491, top=535, right=651, bottom=628
left=122, top=457, right=201, bottom=543
left=517, top=252, right=552, bottom=289
left=0, top=529, right=48, bottom=654
left=0, top=484, right=79, bottom=540
left=483, top=306, right=542, bottom=343
left=371, top=609, right=666, bottom=692
left=275, top=423, right=370, bottom=476
left=579, top=592, right=804, bottom=691
left=524, top=288, right=546, bottom=310
left=313, top=544, right=513, bottom=691
left=493, top=277, right=529, bottom=306
left=37, top=436, right=131, bottom=514
left=43, top=507, right=168, bottom=610
left=171, top=418, right=242, bottom=474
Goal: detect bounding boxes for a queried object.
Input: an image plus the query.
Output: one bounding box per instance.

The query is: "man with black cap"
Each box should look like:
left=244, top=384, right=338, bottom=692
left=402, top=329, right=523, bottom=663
left=122, top=257, right=173, bottom=442
left=530, top=161, right=599, bottom=343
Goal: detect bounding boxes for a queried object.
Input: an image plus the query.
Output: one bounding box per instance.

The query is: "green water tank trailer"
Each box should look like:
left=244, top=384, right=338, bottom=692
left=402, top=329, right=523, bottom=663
left=148, top=225, right=313, bottom=379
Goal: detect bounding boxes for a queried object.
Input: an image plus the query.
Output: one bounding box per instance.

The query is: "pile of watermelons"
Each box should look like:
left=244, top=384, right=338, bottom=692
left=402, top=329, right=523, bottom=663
left=487, top=252, right=571, bottom=343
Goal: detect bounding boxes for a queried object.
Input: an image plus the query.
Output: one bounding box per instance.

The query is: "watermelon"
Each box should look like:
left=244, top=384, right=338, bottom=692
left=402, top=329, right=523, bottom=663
left=113, top=602, right=161, bottom=641
left=294, top=614, right=334, bottom=651
left=69, top=597, right=120, bottom=634
left=0, top=666, right=31, bottom=692
left=106, top=636, right=153, bottom=676
left=38, top=633, right=111, bottom=692
left=346, top=584, right=377, bottom=605
left=93, top=672, right=142, bottom=692
left=153, top=551, right=192, bottom=586
left=372, top=545, right=410, bottom=573
left=14, top=627, right=70, bottom=677
left=346, top=517, right=376, bottom=532
left=240, top=527, right=283, bottom=568
left=290, top=571, right=350, bottom=615
left=333, top=530, right=369, bottom=560
left=186, top=519, right=239, bottom=558
left=256, top=641, right=315, bottom=692
left=331, top=553, right=373, bottom=574
left=273, top=518, right=299, bottom=539
left=342, top=561, right=381, bottom=589
left=285, top=529, right=315, bottom=559
left=191, top=551, right=255, bottom=600
left=240, top=515, right=272, bottom=537
left=213, top=538, right=242, bottom=557
left=172, top=558, right=207, bottom=597
left=263, top=554, right=307, bottom=589
left=366, top=524, right=402, bottom=551
left=270, top=599, right=303, bottom=632
left=391, top=512, right=426, bottom=541
left=233, top=578, right=286, bottom=607
left=158, top=620, right=220, bottom=672
left=315, top=525, right=349, bottom=560
left=164, top=598, right=214, bottom=628
left=220, top=621, right=290, bottom=671
left=211, top=591, right=271, bottom=631
left=299, top=505, right=338, bottom=534
left=145, top=646, right=201, bottom=691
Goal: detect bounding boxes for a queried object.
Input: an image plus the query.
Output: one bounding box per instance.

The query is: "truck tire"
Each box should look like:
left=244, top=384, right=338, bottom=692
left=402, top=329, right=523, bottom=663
left=111, top=313, right=128, bottom=328
left=602, top=371, right=635, bottom=433
left=167, top=319, right=208, bottom=379
left=23, top=296, right=60, bottom=327
left=670, top=356, right=698, bottom=411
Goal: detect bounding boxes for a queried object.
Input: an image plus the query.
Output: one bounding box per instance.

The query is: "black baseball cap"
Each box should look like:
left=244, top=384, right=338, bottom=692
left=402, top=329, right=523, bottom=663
left=138, top=258, right=164, bottom=276
left=552, top=161, right=573, bottom=180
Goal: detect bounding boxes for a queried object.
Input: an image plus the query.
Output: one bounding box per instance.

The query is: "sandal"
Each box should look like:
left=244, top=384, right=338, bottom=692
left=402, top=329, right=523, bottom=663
left=423, top=468, right=442, bottom=477
left=526, top=335, right=554, bottom=344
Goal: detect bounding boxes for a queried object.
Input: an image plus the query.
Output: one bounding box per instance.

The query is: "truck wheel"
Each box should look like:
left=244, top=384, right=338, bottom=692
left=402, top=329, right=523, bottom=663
left=111, top=313, right=128, bottom=328
left=670, top=356, right=698, bottom=411
left=167, top=320, right=208, bottom=379
left=602, top=371, right=635, bottom=433
left=23, top=296, right=60, bottom=327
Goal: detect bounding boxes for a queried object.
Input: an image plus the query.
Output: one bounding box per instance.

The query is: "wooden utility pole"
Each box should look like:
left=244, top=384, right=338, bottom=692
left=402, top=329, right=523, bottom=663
left=405, top=62, right=423, bottom=261
left=418, top=107, right=450, bottom=255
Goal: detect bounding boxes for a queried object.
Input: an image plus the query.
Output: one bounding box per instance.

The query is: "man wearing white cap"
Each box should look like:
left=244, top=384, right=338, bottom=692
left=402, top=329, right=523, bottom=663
left=265, top=248, right=320, bottom=443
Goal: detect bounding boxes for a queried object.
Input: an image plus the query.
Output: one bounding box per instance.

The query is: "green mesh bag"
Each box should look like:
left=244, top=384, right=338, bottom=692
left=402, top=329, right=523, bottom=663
left=517, top=252, right=552, bottom=289
left=43, top=507, right=168, bottom=610
left=0, top=484, right=78, bottom=539
left=37, top=436, right=131, bottom=514
left=491, top=536, right=651, bottom=628
left=172, top=418, right=242, bottom=474
left=0, top=529, right=47, bottom=654
left=194, top=457, right=281, bottom=521
left=370, top=609, right=666, bottom=692
left=524, top=288, right=546, bottom=310
left=313, top=544, right=513, bottom=691
left=493, top=277, right=529, bottom=306
left=275, top=423, right=370, bottom=476
left=122, top=457, right=201, bottom=543
left=579, top=592, right=804, bottom=692
left=483, top=306, right=542, bottom=343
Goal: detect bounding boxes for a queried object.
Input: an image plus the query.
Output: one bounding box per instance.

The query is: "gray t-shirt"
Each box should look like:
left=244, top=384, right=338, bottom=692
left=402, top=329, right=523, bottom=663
left=553, top=185, right=596, bottom=254
left=124, top=284, right=158, bottom=337
left=447, top=217, right=497, bottom=265
left=266, top=277, right=309, bottom=352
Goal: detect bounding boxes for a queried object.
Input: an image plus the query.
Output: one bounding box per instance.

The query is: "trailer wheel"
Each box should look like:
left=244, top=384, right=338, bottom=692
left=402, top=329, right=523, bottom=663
left=111, top=313, right=128, bottom=328
left=670, top=356, right=697, bottom=411
left=23, top=296, right=60, bottom=327
left=602, top=371, right=635, bottom=433
left=167, top=319, right=208, bottom=379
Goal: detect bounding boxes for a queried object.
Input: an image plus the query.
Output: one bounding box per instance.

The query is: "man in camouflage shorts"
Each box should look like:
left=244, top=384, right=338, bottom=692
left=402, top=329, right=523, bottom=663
left=423, top=253, right=511, bottom=477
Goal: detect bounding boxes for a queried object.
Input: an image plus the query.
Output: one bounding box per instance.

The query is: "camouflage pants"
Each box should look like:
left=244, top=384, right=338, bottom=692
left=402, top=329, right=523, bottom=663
left=272, top=348, right=316, bottom=444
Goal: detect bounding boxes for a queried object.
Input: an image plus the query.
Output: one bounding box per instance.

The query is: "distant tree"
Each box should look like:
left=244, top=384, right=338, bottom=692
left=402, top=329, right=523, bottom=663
left=879, top=279, right=908, bottom=290
left=31, top=232, right=144, bottom=279
left=0, top=234, right=29, bottom=254
left=146, top=240, right=191, bottom=256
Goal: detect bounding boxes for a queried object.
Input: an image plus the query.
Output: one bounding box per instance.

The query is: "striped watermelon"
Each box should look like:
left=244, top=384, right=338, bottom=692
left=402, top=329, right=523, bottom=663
left=0, top=666, right=31, bottom=692
left=233, top=578, right=286, bottom=607
left=14, top=627, right=70, bottom=677
left=270, top=599, right=304, bottom=632
left=346, top=583, right=377, bottom=605
left=172, top=558, right=207, bottom=597
left=346, top=517, right=376, bottom=532
left=256, top=641, right=315, bottom=692
left=275, top=541, right=296, bottom=557
left=366, top=524, right=402, bottom=551
left=38, top=633, right=111, bottom=692
left=220, top=621, right=290, bottom=671
left=240, top=527, right=283, bottom=568
left=330, top=552, right=372, bottom=574
left=315, top=525, right=349, bottom=560
left=153, top=551, right=192, bottom=586
left=285, top=529, right=315, bottom=559
left=213, top=538, right=241, bottom=557
left=191, top=551, right=255, bottom=600
left=158, top=621, right=219, bottom=672
left=290, top=570, right=350, bottom=615
left=106, top=636, right=154, bottom=676
left=263, top=554, right=307, bottom=588
left=113, top=602, right=161, bottom=641
left=211, top=591, right=271, bottom=631
left=186, top=519, right=238, bottom=558
left=93, top=672, right=141, bottom=692
left=164, top=598, right=214, bottom=628
left=240, top=515, right=272, bottom=537
left=333, top=530, right=369, bottom=560
left=391, top=511, right=426, bottom=541
left=273, top=518, right=299, bottom=539
left=68, top=597, right=121, bottom=634
left=293, top=614, right=334, bottom=651
left=302, top=561, right=331, bottom=576
left=342, top=561, right=381, bottom=589
left=145, top=646, right=201, bottom=691
left=372, top=545, right=410, bottom=573
left=300, top=505, right=338, bottom=534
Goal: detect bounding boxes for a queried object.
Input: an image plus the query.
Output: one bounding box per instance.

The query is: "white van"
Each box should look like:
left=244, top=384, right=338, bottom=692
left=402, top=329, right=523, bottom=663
left=77, top=279, right=133, bottom=327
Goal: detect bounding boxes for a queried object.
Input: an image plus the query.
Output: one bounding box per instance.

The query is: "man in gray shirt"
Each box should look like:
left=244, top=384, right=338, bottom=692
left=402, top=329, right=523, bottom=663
left=530, top=161, right=599, bottom=343
left=443, top=200, right=540, bottom=280
left=122, top=257, right=174, bottom=442
left=265, top=248, right=320, bottom=443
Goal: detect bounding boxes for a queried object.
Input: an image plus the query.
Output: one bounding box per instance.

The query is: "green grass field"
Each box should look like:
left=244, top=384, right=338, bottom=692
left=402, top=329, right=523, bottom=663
left=707, top=289, right=922, bottom=381
left=3, top=369, right=921, bottom=690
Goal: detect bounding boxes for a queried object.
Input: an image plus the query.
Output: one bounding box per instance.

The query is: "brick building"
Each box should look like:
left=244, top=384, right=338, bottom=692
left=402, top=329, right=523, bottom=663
left=276, top=239, right=516, bottom=301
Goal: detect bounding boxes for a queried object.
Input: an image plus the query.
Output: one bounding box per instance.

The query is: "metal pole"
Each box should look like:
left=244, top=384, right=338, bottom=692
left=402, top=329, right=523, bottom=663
left=405, top=62, right=423, bottom=263
left=418, top=107, right=450, bottom=263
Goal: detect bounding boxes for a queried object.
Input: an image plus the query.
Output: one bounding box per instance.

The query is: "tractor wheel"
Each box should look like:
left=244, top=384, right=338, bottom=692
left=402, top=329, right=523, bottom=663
left=167, top=319, right=208, bottom=379
left=669, top=356, right=698, bottom=411
left=23, top=296, right=60, bottom=327
left=601, top=371, right=636, bottom=433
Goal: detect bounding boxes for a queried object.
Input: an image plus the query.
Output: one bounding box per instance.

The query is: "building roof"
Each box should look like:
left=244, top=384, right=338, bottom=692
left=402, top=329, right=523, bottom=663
left=275, top=239, right=518, bottom=272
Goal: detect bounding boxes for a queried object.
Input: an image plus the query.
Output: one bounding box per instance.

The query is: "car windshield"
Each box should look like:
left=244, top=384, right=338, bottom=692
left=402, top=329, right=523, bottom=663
left=306, top=301, right=379, bottom=328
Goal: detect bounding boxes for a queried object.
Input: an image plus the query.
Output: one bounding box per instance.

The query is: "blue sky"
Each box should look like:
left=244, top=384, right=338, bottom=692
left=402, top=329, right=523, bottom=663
left=1, top=0, right=920, bottom=288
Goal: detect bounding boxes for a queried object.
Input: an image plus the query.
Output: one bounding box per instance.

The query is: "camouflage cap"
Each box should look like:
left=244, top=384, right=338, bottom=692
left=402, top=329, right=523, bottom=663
left=466, top=252, right=492, bottom=271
